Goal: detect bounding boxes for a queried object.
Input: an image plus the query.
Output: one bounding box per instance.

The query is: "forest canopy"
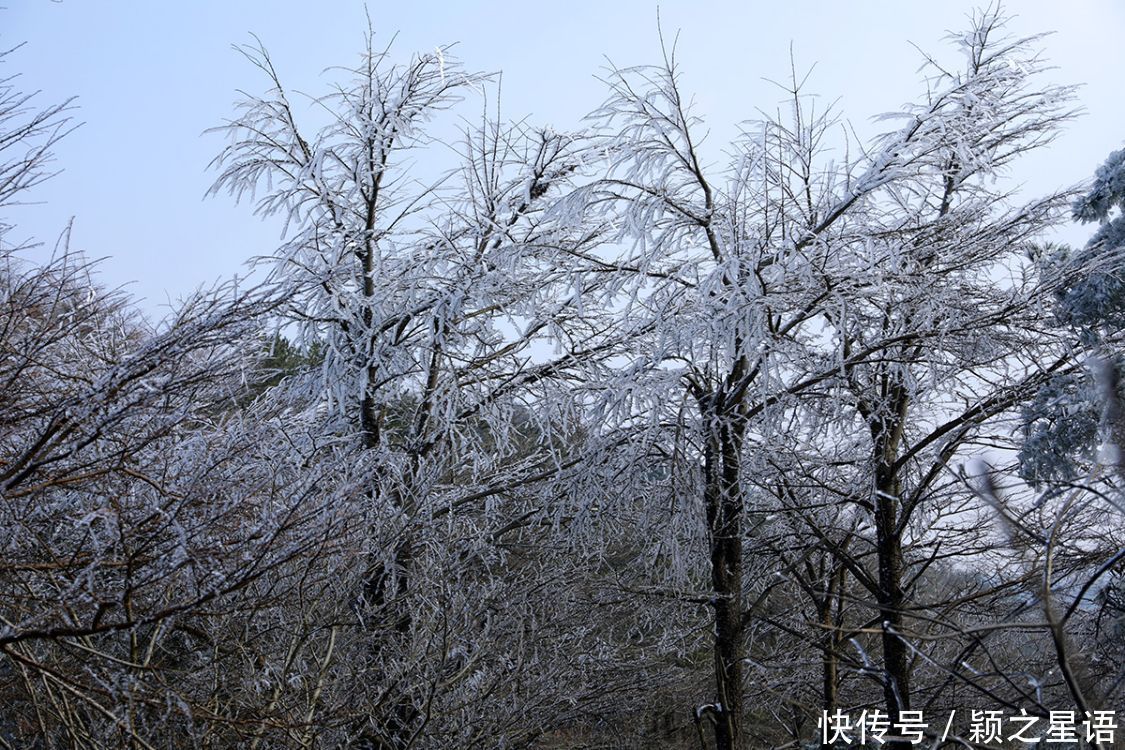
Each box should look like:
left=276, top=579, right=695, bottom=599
left=1, top=7, right=1123, bottom=750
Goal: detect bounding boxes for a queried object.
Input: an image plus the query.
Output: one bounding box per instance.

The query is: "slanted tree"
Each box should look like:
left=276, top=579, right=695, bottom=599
left=0, top=35, right=362, bottom=749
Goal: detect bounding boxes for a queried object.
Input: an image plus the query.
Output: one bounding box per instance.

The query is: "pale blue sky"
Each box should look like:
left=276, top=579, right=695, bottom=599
left=8, top=1, right=1124, bottom=314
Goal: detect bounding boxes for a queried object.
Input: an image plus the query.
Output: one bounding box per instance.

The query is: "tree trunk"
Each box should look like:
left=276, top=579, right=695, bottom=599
left=704, top=409, right=745, bottom=750
left=872, top=417, right=911, bottom=750
left=357, top=353, right=419, bottom=747
left=819, top=599, right=838, bottom=749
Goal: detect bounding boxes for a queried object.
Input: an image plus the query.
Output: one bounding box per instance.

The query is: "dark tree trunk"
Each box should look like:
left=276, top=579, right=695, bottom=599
left=819, top=597, right=838, bottom=746
left=871, top=401, right=911, bottom=750
left=874, top=485, right=910, bottom=749
left=703, top=408, right=745, bottom=750
left=356, top=317, right=419, bottom=748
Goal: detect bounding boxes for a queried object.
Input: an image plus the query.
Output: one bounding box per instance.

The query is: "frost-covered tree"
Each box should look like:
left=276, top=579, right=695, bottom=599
left=567, top=9, right=1078, bottom=748
left=1060, top=148, right=1125, bottom=338
left=1000, top=144, right=1125, bottom=741
left=0, top=35, right=363, bottom=749
left=1021, top=145, right=1125, bottom=485
left=6, top=8, right=1120, bottom=749
left=0, top=262, right=388, bottom=749
left=207, top=29, right=660, bottom=749
left=0, top=44, right=74, bottom=238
